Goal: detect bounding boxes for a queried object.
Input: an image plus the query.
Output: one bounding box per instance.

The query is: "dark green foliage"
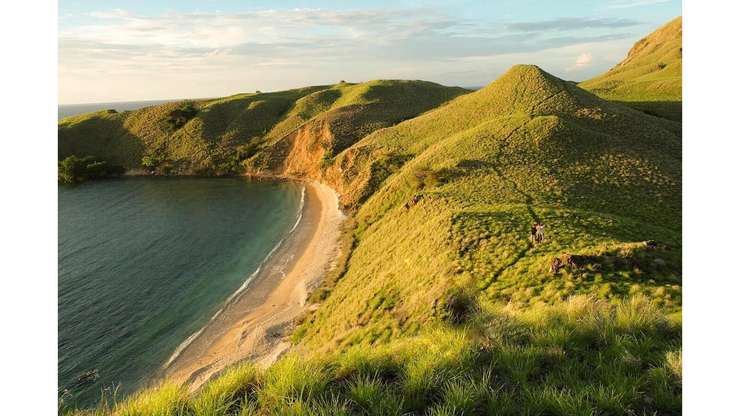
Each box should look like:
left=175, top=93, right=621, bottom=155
left=58, top=155, right=125, bottom=184
left=410, top=167, right=458, bottom=189
left=320, top=151, right=334, bottom=169
left=164, top=101, right=198, bottom=131
left=141, top=150, right=166, bottom=172
left=438, top=286, right=479, bottom=325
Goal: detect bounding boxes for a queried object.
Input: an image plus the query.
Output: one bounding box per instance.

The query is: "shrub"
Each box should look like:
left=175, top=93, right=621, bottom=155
left=320, top=152, right=333, bottom=169
left=141, top=153, right=163, bottom=171
left=440, top=286, right=479, bottom=325
left=58, top=155, right=125, bottom=184
left=164, top=101, right=198, bottom=131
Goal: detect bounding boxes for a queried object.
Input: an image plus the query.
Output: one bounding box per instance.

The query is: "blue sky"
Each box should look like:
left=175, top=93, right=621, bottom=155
left=59, top=0, right=681, bottom=103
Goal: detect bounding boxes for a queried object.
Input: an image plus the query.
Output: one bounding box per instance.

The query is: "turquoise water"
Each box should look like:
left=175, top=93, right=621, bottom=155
left=58, top=177, right=303, bottom=407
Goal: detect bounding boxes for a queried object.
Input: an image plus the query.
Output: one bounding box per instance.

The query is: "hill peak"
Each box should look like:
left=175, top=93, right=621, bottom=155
left=484, top=65, right=563, bottom=89
left=472, top=64, right=585, bottom=115
left=501, top=64, right=551, bottom=78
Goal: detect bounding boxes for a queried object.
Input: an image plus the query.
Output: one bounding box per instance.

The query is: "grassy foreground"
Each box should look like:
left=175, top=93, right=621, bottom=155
left=62, top=296, right=680, bottom=416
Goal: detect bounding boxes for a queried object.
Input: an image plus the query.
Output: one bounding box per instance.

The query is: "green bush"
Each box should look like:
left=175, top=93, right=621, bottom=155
left=58, top=155, right=125, bottom=184
left=164, top=101, right=198, bottom=131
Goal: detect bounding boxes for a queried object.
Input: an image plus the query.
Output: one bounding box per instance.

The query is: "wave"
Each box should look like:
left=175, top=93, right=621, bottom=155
left=289, top=185, right=306, bottom=234
left=163, top=184, right=307, bottom=369
left=163, top=327, right=206, bottom=367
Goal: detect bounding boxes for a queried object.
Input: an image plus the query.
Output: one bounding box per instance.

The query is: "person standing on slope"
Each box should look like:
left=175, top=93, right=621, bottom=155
left=535, top=223, right=545, bottom=244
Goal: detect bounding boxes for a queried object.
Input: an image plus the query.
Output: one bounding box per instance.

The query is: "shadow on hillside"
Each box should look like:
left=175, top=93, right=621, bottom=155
left=197, top=96, right=294, bottom=143
left=618, top=100, right=682, bottom=122
left=58, top=116, right=145, bottom=168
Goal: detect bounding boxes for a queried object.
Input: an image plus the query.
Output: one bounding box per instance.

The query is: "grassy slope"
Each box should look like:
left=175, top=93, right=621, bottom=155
left=59, top=87, right=324, bottom=172
left=580, top=16, right=682, bottom=121
left=297, top=64, right=680, bottom=352
left=58, top=82, right=467, bottom=175
left=245, top=80, right=469, bottom=176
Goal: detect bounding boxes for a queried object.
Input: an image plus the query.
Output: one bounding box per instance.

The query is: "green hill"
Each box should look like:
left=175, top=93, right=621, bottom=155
left=58, top=81, right=468, bottom=176
left=295, top=64, right=681, bottom=352
left=580, top=16, right=682, bottom=121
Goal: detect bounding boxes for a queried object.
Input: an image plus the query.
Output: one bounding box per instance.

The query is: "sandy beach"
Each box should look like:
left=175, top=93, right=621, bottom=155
left=162, top=180, right=344, bottom=390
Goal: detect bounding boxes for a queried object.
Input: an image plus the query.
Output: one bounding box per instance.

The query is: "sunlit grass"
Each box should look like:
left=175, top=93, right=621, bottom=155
left=580, top=17, right=681, bottom=121
left=64, top=296, right=680, bottom=415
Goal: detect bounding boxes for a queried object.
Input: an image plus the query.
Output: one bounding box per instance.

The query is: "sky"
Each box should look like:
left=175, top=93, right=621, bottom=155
left=58, top=0, right=681, bottom=104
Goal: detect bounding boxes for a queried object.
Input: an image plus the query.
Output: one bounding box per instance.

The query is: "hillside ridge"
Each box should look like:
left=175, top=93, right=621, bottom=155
left=58, top=80, right=469, bottom=177
left=580, top=16, right=682, bottom=120
left=267, top=63, right=682, bottom=369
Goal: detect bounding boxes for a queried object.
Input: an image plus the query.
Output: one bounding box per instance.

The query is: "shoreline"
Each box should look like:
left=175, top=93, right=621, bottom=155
left=161, top=179, right=344, bottom=390
left=160, top=185, right=308, bottom=370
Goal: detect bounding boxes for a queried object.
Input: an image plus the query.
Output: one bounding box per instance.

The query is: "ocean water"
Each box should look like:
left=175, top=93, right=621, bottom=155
left=58, top=177, right=303, bottom=407
left=58, top=99, right=181, bottom=120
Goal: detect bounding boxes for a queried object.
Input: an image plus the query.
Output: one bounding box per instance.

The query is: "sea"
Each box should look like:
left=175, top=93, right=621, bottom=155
left=58, top=99, right=186, bottom=120
left=58, top=177, right=304, bottom=407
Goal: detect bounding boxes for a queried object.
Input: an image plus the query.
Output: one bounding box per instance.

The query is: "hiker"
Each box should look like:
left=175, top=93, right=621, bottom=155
left=535, top=223, right=545, bottom=243
left=530, top=223, right=538, bottom=243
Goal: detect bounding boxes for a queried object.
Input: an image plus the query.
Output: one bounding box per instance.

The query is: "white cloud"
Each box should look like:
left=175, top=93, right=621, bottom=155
left=507, top=17, right=640, bottom=32
left=575, top=52, right=594, bottom=68
left=563, top=51, right=597, bottom=73
left=608, top=0, right=671, bottom=9
left=88, top=9, right=130, bottom=19
left=59, top=8, right=640, bottom=103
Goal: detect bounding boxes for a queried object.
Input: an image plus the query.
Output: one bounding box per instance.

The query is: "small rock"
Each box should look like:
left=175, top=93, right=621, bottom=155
left=550, top=257, right=564, bottom=274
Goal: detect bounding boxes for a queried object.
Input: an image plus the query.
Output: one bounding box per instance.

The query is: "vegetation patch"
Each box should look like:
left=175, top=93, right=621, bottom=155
left=164, top=101, right=199, bottom=131
left=58, top=155, right=125, bottom=184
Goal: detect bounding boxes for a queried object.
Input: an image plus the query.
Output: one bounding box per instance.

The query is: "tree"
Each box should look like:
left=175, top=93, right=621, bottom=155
left=58, top=155, right=87, bottom=184
left=58, top=155, right=125, bottom=184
